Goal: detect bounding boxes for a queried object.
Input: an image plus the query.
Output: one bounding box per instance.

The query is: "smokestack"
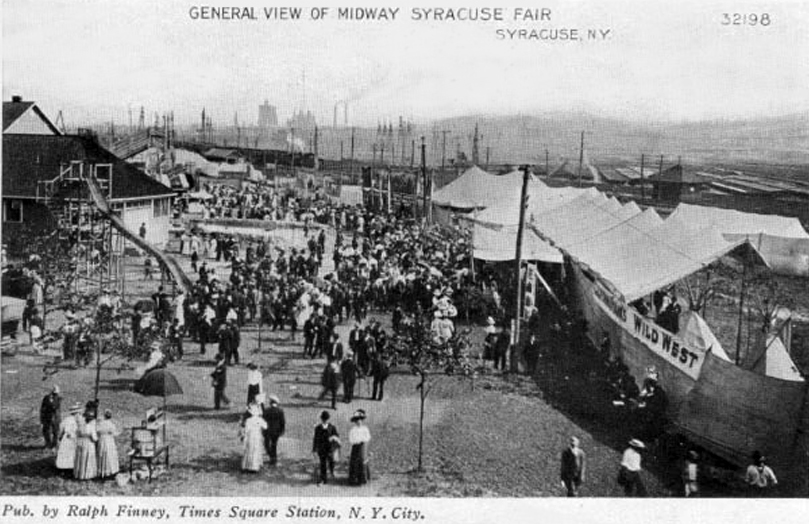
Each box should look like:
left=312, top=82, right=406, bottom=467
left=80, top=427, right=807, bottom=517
left=344, top=102, right=348, bottom=125
left=333, top=104, right=338, bottom=128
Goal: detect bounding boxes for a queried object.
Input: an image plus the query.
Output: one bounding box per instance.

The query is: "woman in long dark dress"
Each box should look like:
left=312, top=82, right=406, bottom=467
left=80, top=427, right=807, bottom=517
left=348, top=410, right=370, bottom=485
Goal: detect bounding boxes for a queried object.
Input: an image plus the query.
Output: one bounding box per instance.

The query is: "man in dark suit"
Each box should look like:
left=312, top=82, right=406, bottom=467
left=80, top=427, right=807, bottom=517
left=340, top=353, right=357, bottom=403
left=371, top=352, right=390, bottom=401
left=263, top=395, right=286, bottom=466
left=312, top=410, right=339, bottom=484
left=329, top=332, right=344, bottom=362
left=210, top=354, right=230, bottom=409
left=39, top=385, right=61, bottom=449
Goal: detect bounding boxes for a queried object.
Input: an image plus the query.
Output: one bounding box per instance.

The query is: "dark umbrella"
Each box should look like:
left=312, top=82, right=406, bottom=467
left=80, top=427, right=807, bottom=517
left=134, top=368, right=183, bottom=450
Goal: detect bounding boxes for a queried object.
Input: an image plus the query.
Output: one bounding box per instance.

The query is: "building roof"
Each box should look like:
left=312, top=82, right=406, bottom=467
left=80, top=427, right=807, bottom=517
left=2, top=134, right=174, bottom=201
left=3, top=99, right=61, bottom=135
left=203, top=147, right=240, bottom=160
left=648, top=164, right=708, bottom=185
left=3, top=101, right=34, bottom=131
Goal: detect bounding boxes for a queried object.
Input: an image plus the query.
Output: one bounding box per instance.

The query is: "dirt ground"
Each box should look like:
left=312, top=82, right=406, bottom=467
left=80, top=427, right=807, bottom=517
left=1, top=228, right=790, bottom=497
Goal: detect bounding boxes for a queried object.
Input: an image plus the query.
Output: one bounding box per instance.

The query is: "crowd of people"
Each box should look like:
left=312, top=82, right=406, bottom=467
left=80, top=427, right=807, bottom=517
left=23, top=177, right=782, bottom=496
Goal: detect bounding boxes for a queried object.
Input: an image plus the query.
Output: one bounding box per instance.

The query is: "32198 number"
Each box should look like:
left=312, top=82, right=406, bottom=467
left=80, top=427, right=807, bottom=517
left=721, top=13, right=771, bottom=26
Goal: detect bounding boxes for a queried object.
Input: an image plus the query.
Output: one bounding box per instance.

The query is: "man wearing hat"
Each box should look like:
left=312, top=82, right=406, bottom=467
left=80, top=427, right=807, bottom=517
left=210, top=354, right=231, bottom=409
left=312, top=411, right=340, bottom=485
left=618, top=439, right=647, bottom=496
left=40, top=385, right=61, bottom=449
left=340, top=352, right=358, bottom=403
left=262, top=395, right=286, bottom=466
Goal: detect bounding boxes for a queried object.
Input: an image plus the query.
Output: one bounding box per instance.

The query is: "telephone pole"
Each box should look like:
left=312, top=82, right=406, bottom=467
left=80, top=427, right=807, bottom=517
left=350, top=127, right=356, bottom=183
left=513, top=165, right=532, bottom=370
left=577, top=130, right=585, bottom=187
left=421, top=136, right=427, bottom=223
left=441, top=130, right=450, bottom=173
left=640, top=154, right=646, bottom=201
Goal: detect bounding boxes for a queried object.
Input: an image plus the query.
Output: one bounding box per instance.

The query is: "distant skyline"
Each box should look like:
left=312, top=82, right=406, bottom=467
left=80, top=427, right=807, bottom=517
left=3, top=0, right=808, bottom=128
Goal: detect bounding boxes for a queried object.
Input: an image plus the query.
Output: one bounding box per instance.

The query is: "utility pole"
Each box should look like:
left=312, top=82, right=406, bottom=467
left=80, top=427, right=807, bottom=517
left=472, top=123, right=480, bottom=165
left=640, top=154, right=646, bottom=201
left=658, top=155, right=664, bottom=200
left=410, top=139, right=415, bottom=168
left=313, top=125, right=319, bottom=171
left=350, top=127, right=356, bottom=184
left=441, top=130, right=450, bottom=174
left=420, top=136, right=427, bottom=223
left=339, top=140, right=344, bottom=190
left=545, top=149, right=549, bottom=177
left=513, top=165, right=531, bottom=372
left=486, top=146, right=491, bottom=171
left=577, top=130, right=585, bottom=187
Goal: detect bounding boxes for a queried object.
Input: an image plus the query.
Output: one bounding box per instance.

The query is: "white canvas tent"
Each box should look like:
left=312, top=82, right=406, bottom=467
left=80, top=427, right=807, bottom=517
left=668, top=204, right=809, bottom=276
left=432, top=166, right=536, bottom=210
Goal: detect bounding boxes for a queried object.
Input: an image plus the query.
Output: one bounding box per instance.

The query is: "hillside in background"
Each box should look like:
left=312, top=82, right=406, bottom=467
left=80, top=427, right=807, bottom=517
left=431, top=112, right=809, bottom=166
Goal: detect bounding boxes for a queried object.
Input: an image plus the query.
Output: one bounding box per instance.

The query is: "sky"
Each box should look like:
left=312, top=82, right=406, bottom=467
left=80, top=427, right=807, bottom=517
left=3, top=0, right=808, bottom=128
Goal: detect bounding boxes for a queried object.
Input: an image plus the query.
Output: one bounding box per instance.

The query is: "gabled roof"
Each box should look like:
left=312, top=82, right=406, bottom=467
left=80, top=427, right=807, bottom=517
left=203, top=147, right=240, bottom=159
left=3, top=100, right=62, bottom=135
left=648, top=164, right=707, bottom=185
left=2, top=134, right=174, bottom=200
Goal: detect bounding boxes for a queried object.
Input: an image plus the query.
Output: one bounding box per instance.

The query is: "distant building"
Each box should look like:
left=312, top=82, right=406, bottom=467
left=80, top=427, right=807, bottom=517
left=286, top=109, right=317, bottom=133
left=258, top=100, right=278, bottom=128
left=2, top=97, right=175, bottom=251
left=649, top=164, right=709, bottom=202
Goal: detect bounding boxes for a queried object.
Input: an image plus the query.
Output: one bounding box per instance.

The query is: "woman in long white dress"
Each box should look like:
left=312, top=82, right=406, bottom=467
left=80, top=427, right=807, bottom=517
left=55, top=404, right=82, bottom=477
left=241, top=404, right=267, bottom=473
left=73, top=411, right=98, bottom=480
left=96, top=409, right=120, bottom=479
left=348, top=410, right=371, bottom=485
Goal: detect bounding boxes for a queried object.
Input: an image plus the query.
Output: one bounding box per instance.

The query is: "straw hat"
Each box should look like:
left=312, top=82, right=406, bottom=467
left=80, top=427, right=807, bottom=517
left=268, top=394, right=280, bottom=405
left=628, top=438, right=646, bottom=450
left=350, top=409, right=366, bottom=422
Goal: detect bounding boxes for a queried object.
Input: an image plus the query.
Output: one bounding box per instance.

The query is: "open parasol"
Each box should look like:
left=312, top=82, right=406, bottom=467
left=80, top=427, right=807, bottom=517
left=134, top=368, right=183, bottom=448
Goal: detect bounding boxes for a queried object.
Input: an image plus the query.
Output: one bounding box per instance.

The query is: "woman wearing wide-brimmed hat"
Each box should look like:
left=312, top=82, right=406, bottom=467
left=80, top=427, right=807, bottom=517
left=348, top=409, right=371, bottom=486
left=55, top=403, right=82, bottom=477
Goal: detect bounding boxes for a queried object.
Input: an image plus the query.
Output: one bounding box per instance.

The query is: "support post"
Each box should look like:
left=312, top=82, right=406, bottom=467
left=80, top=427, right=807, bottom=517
left=513, top=166, right=531, bottom=371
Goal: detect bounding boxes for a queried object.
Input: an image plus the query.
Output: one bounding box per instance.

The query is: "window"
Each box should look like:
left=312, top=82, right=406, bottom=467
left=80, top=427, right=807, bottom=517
left=153, top=198, right=171, bottom=218
left=3, top=199, right=23, bottom=222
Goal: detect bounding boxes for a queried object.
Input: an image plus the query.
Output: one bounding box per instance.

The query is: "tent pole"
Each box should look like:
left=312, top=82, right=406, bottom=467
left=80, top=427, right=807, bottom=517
left=735, top=247, right=749, bottom=366
left=512, top=166, right=531, bottom=372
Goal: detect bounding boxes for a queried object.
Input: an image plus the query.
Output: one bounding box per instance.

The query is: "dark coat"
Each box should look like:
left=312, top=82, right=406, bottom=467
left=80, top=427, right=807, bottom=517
left=40, top=393, right=61, bottom=425
left=340, top=359, right=357, bottom=385
left=263, top=405, right=286, bottom=437
left=210, top=363, right=227, bottom=389
left=312, top=423, right=339, bottom=455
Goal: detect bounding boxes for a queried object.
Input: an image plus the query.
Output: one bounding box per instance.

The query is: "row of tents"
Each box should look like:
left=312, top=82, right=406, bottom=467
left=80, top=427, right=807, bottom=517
left=432, top=166, right=808, bottom=384
left=433, top=166, right=809, bottom=277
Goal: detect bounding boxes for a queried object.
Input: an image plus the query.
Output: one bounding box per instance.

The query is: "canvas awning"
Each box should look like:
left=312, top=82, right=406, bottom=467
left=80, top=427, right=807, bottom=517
left=473, top=225, right=563, bottom=263
left=432, top=166, right=537, bottom=210
left=527, top=191, right=767, bottom=302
